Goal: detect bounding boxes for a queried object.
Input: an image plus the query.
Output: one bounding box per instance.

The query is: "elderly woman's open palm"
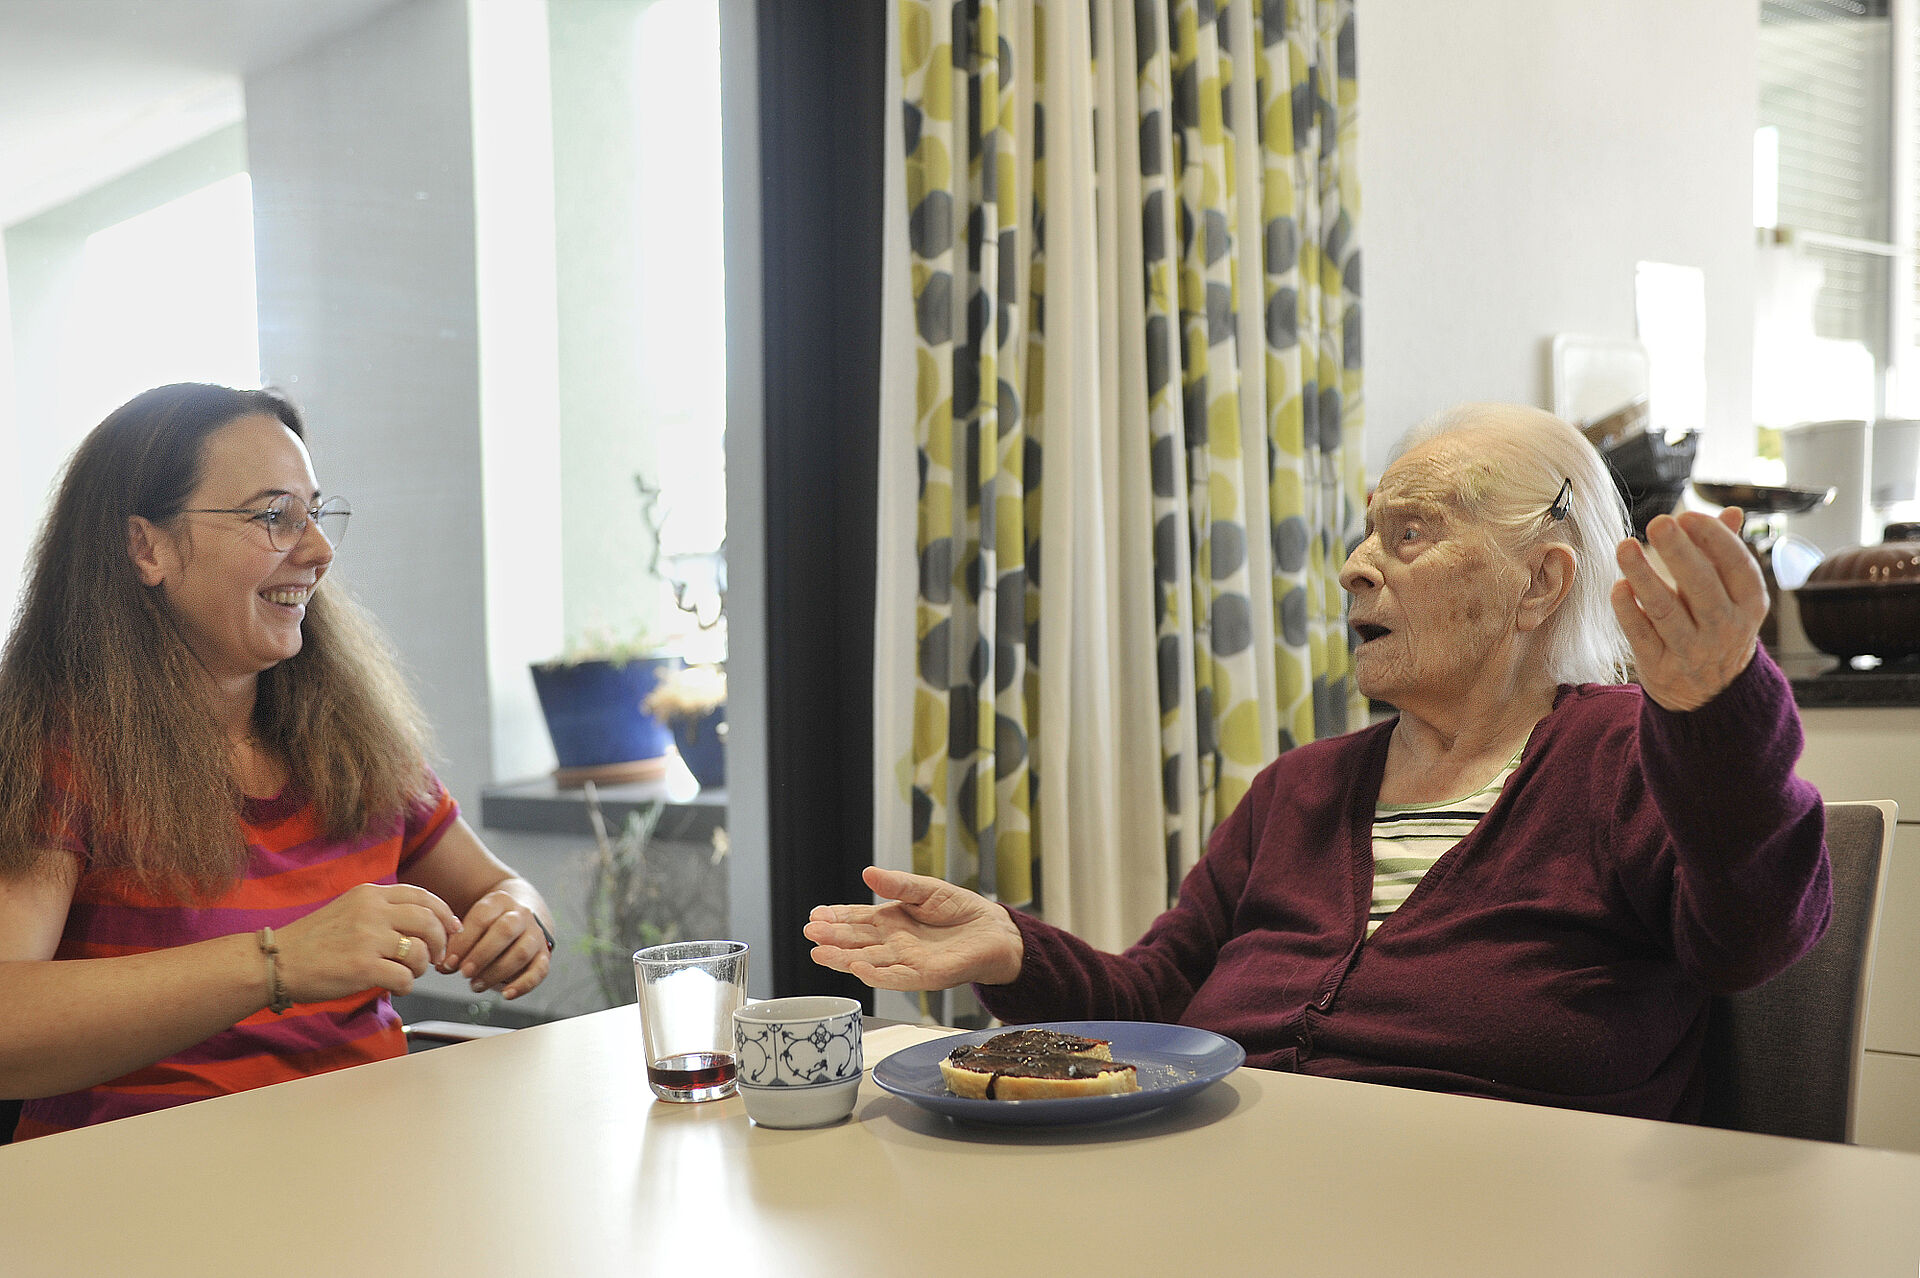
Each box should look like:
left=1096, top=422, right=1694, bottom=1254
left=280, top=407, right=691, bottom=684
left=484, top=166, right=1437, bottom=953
left=805, top=866, right=1024, bottom=991
left=1611, top=507, right=1769, bottom=712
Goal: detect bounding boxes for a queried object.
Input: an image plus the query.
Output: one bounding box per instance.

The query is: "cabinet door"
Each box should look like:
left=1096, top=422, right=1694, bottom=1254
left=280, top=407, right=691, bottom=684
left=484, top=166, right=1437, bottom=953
left=1856, top=1049, right=1920, bottom=1153
left=1864, top=824, right=1920, bottom=1056
left=1795, top=708, right=1920, bottom=812
left=1795, top=710, right=1918, bottom=1055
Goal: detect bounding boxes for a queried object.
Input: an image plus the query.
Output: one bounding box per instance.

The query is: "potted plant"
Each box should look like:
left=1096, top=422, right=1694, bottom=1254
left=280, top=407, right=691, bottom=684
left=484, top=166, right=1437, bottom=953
left=529, top=471, right=725, bottom=787
left=643, top=663, right=727, bottom=789
left=529, top=627, right=682, bottom=786
left=635, top=470, right=729, bottom=788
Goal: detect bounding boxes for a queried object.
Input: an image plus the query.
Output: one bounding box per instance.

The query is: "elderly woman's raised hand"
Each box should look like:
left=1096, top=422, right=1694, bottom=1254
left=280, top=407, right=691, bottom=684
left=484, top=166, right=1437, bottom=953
left=805, top=866, right=1025, bottom=991
left=1611, top=507, right=1769, bottom=712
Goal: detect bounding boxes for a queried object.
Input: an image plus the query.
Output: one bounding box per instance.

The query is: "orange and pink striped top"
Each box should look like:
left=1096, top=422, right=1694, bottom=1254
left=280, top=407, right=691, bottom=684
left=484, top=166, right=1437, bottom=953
left=13, top=774, right=456, bottom=1141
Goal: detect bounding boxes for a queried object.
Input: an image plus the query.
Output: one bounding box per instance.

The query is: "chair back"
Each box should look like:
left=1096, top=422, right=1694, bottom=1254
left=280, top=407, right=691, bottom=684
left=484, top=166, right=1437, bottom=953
left=1696, top=800, right=1896, bottom=1143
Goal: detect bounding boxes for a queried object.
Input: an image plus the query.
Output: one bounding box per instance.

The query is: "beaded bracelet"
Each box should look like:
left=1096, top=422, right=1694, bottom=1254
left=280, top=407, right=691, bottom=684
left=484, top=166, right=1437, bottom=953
left=257, top=927, right=292, bottom=1015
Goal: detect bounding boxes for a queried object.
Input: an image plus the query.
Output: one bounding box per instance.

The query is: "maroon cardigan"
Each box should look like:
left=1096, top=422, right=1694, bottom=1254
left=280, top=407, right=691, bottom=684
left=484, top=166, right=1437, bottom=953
left=978, top=648, right=1831, bottom=1119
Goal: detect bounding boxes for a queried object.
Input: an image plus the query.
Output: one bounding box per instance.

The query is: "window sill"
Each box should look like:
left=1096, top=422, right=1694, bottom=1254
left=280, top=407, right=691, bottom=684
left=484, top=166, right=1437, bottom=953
left=479, top=774, right=727, bottom=841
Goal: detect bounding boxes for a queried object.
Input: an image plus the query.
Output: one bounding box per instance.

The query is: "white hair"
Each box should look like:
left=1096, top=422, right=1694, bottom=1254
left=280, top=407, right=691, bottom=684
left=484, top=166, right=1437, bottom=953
left=1393, top=403, right=1633, bottom=687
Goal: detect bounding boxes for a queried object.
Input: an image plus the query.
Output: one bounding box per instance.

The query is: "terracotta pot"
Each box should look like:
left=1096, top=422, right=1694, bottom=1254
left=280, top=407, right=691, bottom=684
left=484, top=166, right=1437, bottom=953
left=1794, top=522, right=1920, bottom=661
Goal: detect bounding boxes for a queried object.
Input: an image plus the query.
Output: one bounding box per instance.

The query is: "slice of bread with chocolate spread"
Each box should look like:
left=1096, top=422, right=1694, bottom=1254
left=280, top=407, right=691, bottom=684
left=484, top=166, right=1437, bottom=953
left=939, top=1028, right=1141, bottom=1100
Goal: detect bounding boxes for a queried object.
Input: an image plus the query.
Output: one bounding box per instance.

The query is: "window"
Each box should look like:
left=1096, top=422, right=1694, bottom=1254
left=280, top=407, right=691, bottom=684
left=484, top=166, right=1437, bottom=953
left=548, top=0, right=727, bottom=662
left=4, top=134, right=256, bottom=583
left=1754, top=0, right=1900, bottom=425
left=56, top=173, right=260, bottom=434
left=633, top=0, right=727, bottom=650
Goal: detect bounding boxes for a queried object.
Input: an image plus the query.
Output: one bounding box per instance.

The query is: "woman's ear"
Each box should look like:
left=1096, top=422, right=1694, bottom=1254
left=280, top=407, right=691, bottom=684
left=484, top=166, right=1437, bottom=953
left=126, top=516, right=172, bottom=588
left=1517, top=543, right=1575, bottom=632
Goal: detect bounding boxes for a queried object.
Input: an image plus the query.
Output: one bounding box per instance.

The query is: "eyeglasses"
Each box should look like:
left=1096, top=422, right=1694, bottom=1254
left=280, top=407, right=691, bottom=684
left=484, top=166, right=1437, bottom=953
left=1544, top=478, right=1572, bottom=523
left=182, top=494, right=352, bottom=552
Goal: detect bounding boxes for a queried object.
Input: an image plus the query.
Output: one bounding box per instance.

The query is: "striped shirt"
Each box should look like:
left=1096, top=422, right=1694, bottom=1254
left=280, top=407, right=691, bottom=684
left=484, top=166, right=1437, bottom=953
left=1368, top=753, right=1522, bottom=937
left=13, top=771, right=456, bottom=1141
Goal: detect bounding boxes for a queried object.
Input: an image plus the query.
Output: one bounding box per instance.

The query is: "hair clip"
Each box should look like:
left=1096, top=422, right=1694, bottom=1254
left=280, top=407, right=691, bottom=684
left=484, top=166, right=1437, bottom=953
left=1546, top=478, right=1572, bottom=522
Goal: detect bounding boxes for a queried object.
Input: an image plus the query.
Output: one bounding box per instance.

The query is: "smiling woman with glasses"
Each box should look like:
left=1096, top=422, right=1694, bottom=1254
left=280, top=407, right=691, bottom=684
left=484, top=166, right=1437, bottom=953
left=0, top=382, right=555, bottom=1142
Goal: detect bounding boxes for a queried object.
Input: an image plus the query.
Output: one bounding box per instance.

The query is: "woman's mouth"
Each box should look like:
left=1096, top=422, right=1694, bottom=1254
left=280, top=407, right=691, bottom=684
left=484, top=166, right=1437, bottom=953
left=1354, top=623, right=1391, bottom=644
left=261, top=587, right=309, bottom=608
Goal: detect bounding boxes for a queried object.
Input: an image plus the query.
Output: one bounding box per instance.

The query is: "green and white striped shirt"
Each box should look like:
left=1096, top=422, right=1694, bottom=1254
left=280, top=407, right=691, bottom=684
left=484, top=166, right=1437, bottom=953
left=1368, top=752, right=1523, bottom=937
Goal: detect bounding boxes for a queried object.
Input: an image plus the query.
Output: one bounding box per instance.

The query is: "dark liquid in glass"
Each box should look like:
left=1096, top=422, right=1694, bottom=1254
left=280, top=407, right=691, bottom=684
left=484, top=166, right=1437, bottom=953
left=648, top=1051, right=738, bottom=1101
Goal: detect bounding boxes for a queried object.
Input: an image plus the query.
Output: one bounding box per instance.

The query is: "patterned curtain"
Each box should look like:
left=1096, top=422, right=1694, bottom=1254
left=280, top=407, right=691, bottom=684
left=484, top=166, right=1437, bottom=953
left=875, top=0, right=1364, bottom=1019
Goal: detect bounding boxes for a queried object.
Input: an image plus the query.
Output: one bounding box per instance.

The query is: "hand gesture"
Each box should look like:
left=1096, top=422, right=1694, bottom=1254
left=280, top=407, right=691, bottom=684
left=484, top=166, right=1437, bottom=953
left=804, top=866, right=1024, bottom=991
left=273, top=883, right=460, bottom=1003
left=438, top=888, right=552, bottom=1000
left=1611, top=507, right=1769, bottom=712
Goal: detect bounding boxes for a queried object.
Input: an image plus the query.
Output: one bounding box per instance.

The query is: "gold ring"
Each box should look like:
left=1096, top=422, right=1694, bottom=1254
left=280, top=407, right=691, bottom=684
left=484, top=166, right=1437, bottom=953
left=396, top=935, right=414, bottom=964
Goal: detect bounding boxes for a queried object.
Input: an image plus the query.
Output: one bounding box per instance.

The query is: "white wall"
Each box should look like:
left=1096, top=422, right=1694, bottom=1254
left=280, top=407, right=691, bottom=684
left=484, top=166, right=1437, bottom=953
left=246, top=0, right=503, bottom=812
left=3, top=126, right=251, bottom=628
left=0, top=249, right=19, bottom=626
left=1360, top=0, right=1758, bottom=481
left=0, top=231, right=84, bottom=560
left=718, top=0, right=771, bottom=997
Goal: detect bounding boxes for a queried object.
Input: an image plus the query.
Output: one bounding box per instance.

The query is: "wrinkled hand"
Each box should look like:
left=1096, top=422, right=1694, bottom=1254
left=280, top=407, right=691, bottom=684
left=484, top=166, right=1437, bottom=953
left=1612, top=507, right=1768, bottom=712
left=804, top=866, right=1024, bottom=991
left=274, top=883, right=460, bottom=1003
left=438, top=888, right=551, bottom=999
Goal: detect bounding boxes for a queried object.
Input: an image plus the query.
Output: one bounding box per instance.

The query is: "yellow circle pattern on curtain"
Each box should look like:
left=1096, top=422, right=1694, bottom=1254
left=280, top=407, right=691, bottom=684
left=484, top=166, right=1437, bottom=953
left=1134, top=0, right=1196, bottom=889
left=1168, top=0, right=1258, bottom=836
left=896, top=0, right=1363, bottom=916
left=901, top=0, right=958, bottom=885
left=901, top=0, right=1036, bottom=906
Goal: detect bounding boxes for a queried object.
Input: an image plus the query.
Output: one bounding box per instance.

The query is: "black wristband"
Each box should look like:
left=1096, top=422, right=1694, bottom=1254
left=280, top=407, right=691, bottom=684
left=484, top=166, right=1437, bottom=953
left=532, top=913, right=556, bottom=952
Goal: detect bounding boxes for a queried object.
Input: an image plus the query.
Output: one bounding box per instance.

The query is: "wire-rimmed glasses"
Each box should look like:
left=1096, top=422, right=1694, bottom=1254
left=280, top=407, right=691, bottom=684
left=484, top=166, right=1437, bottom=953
left=182, top=494, right=351, bottom=551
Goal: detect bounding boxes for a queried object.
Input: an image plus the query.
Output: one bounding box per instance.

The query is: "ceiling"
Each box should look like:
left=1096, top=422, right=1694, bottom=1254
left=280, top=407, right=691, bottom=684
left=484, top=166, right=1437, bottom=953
left=0, top=0, right=407, bottom=226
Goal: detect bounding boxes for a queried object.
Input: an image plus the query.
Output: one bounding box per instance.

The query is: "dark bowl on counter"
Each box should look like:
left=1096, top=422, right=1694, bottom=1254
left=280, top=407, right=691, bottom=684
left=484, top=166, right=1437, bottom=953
left=1795, top=522, right=1920, bottom=661
left=1691, top=481, right=1835, bottom=516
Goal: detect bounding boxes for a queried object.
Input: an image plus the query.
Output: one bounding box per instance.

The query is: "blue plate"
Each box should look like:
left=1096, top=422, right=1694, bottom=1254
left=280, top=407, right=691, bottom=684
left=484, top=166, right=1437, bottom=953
left=870, top=1021, right=1245, bottom=1127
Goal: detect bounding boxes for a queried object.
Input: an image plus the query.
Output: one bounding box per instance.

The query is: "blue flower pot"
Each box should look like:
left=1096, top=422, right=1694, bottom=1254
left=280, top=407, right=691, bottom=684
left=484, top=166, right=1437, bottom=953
left=673, top=705, right=727, bottom=789
left=529, top=657, right=680, bottom=769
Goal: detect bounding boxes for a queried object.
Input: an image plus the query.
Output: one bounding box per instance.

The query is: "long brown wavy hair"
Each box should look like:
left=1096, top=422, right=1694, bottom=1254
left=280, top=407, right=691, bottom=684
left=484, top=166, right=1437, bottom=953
left=0, top=384, right=435, bottom=899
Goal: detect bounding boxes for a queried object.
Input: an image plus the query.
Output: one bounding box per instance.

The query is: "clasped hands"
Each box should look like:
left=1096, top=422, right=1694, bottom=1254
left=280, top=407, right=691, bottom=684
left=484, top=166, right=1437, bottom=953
left=1611, top=506, right=1770, bottom=712
left=270, top=882, right=550, bottom=1007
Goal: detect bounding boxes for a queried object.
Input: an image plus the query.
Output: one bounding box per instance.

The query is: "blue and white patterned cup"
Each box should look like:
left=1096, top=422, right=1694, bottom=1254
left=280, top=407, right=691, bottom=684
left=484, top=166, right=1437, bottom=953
left=732, top=996, right=863, bottom=1128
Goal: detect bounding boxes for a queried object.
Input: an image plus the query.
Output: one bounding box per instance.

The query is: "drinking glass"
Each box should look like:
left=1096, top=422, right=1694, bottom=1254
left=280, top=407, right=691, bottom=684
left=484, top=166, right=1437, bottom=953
left=633, top=940, right=749, bottom=1102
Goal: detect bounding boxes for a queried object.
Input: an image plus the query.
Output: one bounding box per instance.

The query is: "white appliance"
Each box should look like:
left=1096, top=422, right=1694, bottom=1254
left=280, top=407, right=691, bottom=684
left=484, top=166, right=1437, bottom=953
left=1781, top=420, right=1870, bottom=555
left=1550, top=334, right=1650, bottom=426
left=1871, top=418, right=1920, bottom=530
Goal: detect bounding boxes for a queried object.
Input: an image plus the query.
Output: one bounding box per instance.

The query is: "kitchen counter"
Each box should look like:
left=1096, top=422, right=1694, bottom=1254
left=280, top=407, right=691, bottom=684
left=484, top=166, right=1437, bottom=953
left=1365, top=651, right=1920, bottom=718
left=1777, top=651, right=1920, bottom=708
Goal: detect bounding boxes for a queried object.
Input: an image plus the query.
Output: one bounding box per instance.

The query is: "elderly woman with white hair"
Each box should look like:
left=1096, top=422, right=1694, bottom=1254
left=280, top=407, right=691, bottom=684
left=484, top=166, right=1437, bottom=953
left=806, top=403, right=1830, bottom=1120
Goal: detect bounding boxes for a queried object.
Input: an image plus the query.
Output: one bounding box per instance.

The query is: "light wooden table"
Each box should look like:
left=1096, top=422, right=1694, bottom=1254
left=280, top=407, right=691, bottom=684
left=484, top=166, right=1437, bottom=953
left=4, top=1009, right=1919, bottom=1277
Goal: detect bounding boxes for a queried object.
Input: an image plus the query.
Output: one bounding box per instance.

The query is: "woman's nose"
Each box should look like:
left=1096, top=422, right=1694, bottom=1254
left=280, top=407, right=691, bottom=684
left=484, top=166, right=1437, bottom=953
left=1338, top=539, right=1378, bottom=594
left=291, top=518, right=335, bottom=565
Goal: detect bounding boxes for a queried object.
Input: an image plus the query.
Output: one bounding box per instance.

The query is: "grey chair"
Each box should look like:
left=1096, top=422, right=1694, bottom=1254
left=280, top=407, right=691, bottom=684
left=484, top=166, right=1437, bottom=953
left=1696, top=800, right=1897, bottom=1144
left=402, top=1019, right=516, bottom=1052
